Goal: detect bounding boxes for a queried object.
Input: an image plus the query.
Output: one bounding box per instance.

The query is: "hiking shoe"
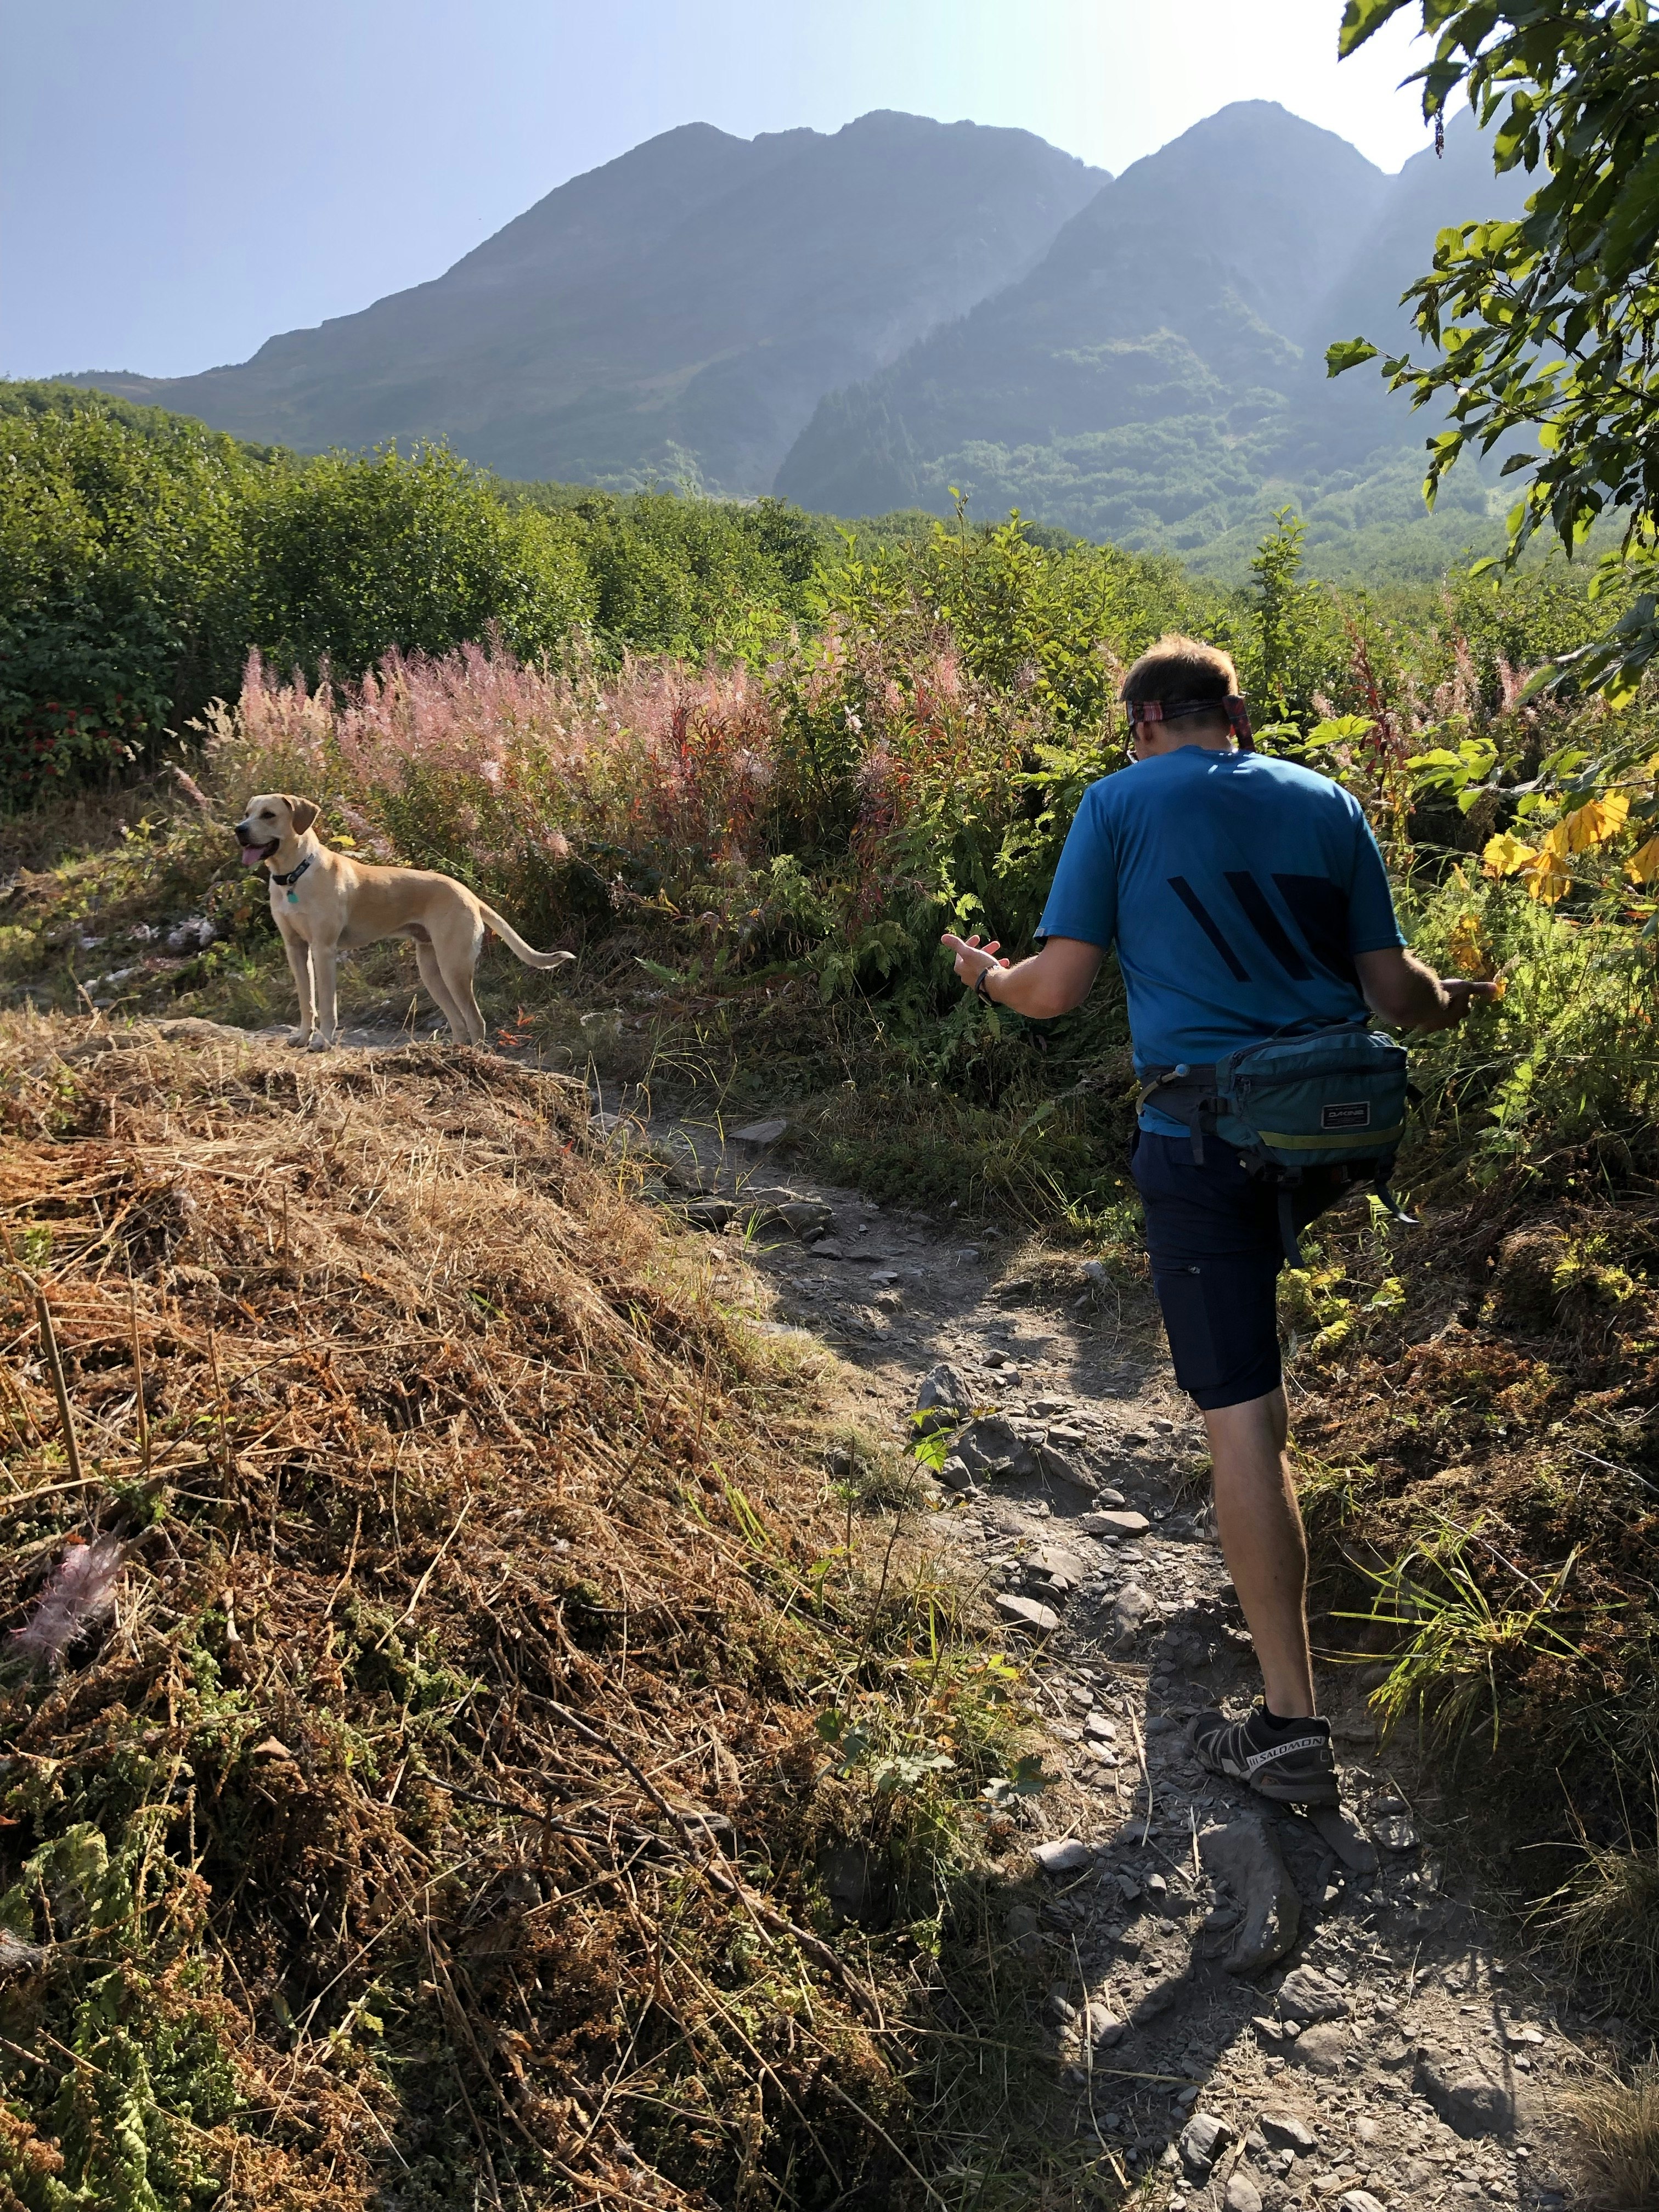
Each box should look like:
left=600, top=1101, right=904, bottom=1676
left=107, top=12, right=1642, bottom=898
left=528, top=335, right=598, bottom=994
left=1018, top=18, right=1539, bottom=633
left=1188, top=1705, right=1339, bottom=1807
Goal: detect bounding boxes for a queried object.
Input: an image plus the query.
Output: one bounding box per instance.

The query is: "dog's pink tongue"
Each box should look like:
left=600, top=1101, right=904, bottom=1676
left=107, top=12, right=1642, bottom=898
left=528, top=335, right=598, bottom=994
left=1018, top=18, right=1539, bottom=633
left=240, top=845, right=266, bottom=867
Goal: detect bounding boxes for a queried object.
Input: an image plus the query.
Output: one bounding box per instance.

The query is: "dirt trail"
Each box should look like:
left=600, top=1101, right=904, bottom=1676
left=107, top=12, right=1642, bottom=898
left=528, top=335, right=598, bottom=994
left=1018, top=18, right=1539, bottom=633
left=213, top=1025, right=1584, bottom=2205
left=599, top=1090, right=1587, bottom=2212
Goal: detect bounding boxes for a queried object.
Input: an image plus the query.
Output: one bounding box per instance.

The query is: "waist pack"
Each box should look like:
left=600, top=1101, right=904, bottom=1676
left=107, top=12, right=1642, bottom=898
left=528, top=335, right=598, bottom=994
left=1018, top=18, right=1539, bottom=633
left=1138, top=1018, right=1412, bottom=1263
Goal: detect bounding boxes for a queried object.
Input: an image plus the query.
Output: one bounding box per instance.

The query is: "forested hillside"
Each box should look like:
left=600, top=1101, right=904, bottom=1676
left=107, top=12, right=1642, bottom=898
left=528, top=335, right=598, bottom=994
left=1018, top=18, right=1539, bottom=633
left=777, top=105, right=1531, bottom=571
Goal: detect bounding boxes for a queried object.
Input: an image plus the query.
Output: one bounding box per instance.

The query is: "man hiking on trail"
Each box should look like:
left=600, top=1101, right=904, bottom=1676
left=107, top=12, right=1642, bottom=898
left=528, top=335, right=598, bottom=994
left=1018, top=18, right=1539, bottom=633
left=942, top=634, right=1495, bottom=1808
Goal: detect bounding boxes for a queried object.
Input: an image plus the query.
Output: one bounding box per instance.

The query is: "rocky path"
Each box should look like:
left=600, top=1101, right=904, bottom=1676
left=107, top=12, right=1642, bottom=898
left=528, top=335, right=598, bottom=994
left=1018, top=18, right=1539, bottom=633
left=600, top=1093, right=1587, bottom=2212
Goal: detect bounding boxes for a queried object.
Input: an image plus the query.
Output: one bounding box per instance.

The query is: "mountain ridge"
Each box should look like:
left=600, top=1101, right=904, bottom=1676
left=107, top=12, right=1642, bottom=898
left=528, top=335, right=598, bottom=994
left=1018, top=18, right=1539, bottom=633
left=775, top=104, right=1532, bottom=561
left=81, top=112, right=1105, bottom=496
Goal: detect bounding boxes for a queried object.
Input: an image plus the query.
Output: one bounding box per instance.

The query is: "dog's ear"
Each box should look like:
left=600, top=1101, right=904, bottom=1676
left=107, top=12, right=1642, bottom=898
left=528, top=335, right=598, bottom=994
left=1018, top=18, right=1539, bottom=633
left=285, top=796, right=320, bottom=836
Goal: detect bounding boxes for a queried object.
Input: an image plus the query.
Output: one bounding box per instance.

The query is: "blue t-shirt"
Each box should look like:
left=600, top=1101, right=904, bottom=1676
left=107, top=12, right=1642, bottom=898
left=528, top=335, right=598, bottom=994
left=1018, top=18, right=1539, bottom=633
left=1037, top=746, right=1405, bottom=1135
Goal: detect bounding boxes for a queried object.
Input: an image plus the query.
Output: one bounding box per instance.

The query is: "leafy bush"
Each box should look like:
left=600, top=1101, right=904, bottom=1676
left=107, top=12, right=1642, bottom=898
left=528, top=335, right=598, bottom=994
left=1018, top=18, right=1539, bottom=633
left=0, top=402, right=253, bottom=801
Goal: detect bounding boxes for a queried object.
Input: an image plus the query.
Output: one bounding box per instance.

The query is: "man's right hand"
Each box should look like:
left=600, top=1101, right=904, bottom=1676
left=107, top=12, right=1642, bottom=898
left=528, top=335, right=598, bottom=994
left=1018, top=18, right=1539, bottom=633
left=1355, top=947, right=1500, bottom=1032
left=1438, top=978, right=1502, bottom=1026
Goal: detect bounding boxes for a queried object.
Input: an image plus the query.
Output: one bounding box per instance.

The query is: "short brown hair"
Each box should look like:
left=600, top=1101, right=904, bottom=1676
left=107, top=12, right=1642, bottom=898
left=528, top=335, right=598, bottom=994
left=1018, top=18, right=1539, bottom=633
left=1121, top=634, right=1239, bottom=715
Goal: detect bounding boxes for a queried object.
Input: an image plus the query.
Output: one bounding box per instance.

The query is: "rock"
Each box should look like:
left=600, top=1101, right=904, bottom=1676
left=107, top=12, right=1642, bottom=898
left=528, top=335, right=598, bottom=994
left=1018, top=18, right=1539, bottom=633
left=995, top=1594, right=1060, bottom=1635
left=1285, top=2021, right=1348, bottom=2076
left=1179, top=2112, right=1233, bottom=2174
left=1026, top=1570, right=1070, bottom=1602
left=1413, top=2049, right=1516, bottom=2137
left=983, top=1348, right=1011, bottom=1369
left=1337, top=2196, right=1386, bottom=2212
left=1032, top=1838, right=1092, bottom=1876
left=1047, top=1988, right=1076, bottom=2023
left=1257, top=2111, right=1316, bottom=2153
left=1504, top=2023, right=1545, bottom=2047
left=770, top=1197, right=832, bottom=1239
left=1081, top=1259, right=1110, bottom=1289
left=1375, top=1813, right=1419, bottom=1852
left=808, top=1239, right=848, bottom=1259
left=731, top=1118, right=788, bottom=1146
left=1032, top=1544, right=1090, bottom=1583
left=868, top=1268, right=901, bottom=1286
left=165, top=915, right=217, bottom=952
left=938, top=1455, right=974, bottom=1492
left=1224, top=2177, right=1263, bottom=2212
left=1110, top=1584, right=1157, bottom=1642
left=1037, top=1442, right=1095, bottom=1489
left=953, top=1417, right=1039, bottom=1480
left=1084, top=2000, right=1124, bottom=2047
left=1278, top=1965, right=1350, bottom=2024
left=1083, top=1508, right=1151, bottom=1537
left=915, top=1364, right=972, bottom=1435
left=0, top=1928, right=46, bottom=1977
left=1198, top=1817, right=1301, bottom=1973
left=684, top=1198, right=737, bottom=1231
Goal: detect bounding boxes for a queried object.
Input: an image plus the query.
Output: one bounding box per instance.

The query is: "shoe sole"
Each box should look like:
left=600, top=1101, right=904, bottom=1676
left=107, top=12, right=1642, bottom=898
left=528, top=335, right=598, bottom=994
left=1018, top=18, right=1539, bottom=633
left=1246, top=1771, right=1341, bottom=1809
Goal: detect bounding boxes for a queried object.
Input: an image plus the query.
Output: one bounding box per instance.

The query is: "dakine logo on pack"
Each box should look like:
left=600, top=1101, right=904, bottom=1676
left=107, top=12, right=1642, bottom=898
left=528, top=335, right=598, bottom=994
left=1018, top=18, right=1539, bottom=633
left=1320, top=1101, right=1371, bottom=1131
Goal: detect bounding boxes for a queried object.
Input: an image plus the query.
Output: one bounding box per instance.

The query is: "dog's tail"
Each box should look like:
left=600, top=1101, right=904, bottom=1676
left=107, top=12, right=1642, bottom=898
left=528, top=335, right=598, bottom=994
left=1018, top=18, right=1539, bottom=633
left=478, top=902, right=577, bottom=970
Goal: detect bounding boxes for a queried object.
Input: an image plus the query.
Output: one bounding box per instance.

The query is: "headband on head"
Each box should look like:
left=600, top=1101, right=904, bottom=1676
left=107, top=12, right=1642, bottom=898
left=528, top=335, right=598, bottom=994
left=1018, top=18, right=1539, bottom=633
left=1126, top=695, right=1254, bottom=750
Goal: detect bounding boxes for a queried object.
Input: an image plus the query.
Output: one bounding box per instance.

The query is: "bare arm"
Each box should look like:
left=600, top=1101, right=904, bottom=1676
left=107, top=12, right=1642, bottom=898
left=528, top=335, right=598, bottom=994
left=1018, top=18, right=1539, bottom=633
left=940, top=931, right=1102, bottom=1019
left=1354, top=946, right=1499, bottom=1032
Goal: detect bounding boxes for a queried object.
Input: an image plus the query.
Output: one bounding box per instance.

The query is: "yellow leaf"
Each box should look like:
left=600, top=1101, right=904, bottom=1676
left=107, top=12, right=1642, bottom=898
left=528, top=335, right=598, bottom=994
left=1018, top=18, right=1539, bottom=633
left=1523, top=848, right=1572, bottom=904
left=1559, top=793, right=1631, bottom=849
left=1446, top=910, right=1494, bottom=978
left=1627, top=834, right=1659, bottom=885
left=1482, top=830, right=1537, bottom=878
left=1489, top=974, right=1509, bottom=1000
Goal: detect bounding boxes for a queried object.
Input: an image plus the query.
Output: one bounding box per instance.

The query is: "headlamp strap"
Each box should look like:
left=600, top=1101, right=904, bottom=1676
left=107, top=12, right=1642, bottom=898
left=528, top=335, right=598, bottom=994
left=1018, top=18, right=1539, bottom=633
left=1127, top=696, right=1254, bottom=752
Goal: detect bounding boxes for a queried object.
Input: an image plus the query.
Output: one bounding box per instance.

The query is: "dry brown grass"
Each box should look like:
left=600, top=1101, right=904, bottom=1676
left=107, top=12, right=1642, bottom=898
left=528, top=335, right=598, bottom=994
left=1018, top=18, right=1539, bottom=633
left=1571, top=2058, right=1659, bottom=2210
left=0, top=1014, right=938, bottom=2210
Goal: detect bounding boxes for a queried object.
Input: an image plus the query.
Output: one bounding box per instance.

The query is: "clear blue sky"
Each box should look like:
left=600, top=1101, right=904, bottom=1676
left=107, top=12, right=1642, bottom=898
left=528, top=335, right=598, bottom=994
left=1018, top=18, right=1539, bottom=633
left=1, top=0, right=1437, bottom=381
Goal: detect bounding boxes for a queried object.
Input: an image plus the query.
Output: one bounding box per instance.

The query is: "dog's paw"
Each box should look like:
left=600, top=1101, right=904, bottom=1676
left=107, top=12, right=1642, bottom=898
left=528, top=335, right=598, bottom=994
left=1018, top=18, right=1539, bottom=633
left=286, top=1031, right=314, bottom=1050
left=306, top=1034, right=336, bottom=1053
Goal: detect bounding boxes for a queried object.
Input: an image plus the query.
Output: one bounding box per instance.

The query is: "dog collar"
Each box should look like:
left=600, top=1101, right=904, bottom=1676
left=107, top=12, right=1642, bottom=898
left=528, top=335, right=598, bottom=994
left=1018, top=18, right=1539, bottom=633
left=270, top=855, right=312, bottom=889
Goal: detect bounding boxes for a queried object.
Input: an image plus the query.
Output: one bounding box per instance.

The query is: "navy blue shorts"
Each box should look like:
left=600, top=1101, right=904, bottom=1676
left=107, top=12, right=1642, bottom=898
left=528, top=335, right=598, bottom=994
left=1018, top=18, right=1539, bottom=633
left=1130, top=1132, right=1347, bottom=1412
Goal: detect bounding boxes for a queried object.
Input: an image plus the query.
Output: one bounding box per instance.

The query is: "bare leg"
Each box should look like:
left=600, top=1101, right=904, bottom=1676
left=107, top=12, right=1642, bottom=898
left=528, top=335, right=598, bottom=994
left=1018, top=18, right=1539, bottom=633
left=279, top=927, right=314, bottom=1045
left=415, top=942, right=469, bottom=1042
left=308, top=944, right=340, bottom=1049
left=1200, top=1386, right=1316, bottom=1718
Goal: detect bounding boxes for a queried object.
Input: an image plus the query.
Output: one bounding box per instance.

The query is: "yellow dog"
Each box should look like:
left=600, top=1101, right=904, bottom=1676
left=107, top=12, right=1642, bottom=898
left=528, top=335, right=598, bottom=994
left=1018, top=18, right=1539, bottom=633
left=235, top=794, right=574, bottom=1050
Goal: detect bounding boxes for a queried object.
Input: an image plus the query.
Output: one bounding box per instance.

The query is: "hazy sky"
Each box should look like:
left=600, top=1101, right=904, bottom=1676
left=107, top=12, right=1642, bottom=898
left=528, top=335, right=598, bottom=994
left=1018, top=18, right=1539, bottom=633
left=2, top=0, right=1440, bottom=381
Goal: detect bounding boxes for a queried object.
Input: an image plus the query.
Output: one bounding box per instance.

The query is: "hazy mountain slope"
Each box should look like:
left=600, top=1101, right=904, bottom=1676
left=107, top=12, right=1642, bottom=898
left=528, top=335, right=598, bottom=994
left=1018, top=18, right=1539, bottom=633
left=774, top=104, right=1532, bottom=561
left=80, top=114, right=1103, bottom=496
